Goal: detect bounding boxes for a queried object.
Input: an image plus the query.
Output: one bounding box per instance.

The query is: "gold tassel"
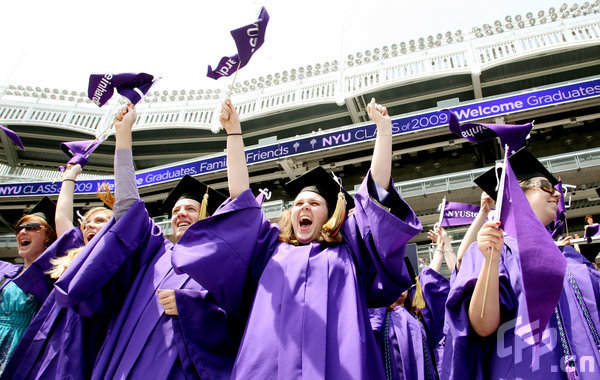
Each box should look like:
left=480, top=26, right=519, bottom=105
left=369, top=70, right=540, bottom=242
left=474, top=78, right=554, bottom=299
left=96, top=182, right=115, bottom=210
left=198, top=189, right=209, bottom=220
left=323, top=190, right=346, bottom=236
left=413, top=276, right=426, bottom=310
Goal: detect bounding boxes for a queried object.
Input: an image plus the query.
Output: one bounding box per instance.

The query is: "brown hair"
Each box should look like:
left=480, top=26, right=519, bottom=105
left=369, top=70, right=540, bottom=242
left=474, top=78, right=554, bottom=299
left=277, top=207, right=343, bottom=246
left=15, top=214, right=57, bottom=244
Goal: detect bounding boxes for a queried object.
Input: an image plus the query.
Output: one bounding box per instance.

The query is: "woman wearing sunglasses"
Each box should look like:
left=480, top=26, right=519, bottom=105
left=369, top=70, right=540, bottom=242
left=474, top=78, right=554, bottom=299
left=443, top=147, right=600, bottom=379
left=0, top=197, right=57, bottom=373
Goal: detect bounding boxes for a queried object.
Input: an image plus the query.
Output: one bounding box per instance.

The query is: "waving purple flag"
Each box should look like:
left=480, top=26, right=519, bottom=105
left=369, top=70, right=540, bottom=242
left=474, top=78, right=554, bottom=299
left=88, top=72, right=155, bottom=107
left=440, top=201, right=480, bottom=227
left=58, top=139, right=104, bottom=172
left=499, top=155, right=566, bottom=348
left=585, top=224, right=600, bottom=241
left=0, top=125, right=25, bottom=151
left=207, top=7, right=270, bottom=80
left=444, top=109, right=533, bottom=154
left=549, top=180, right=566, bottom=238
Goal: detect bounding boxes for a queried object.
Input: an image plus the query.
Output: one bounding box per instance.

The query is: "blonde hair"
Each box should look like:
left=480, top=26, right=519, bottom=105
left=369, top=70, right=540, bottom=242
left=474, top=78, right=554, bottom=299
left=48, top=246, right=83, bottom=279
left=15, top=214, right=57, bottom=244
left=80, top=207, right=113, bottom=232
left=47, top=207, right=113, bottom=280
left=277, top=207, right=343, bottom=246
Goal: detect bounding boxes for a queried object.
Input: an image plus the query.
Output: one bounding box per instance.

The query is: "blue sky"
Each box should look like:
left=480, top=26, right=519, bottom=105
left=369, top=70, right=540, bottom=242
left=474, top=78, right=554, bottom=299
left=1, top=0, right=564, bottom=93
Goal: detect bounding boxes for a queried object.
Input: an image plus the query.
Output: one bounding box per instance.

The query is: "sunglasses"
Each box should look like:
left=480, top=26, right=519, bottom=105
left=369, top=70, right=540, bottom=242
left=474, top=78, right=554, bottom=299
left=15, top=222, right=46, bottom=233
left=521, top=179, right=557, bottom=196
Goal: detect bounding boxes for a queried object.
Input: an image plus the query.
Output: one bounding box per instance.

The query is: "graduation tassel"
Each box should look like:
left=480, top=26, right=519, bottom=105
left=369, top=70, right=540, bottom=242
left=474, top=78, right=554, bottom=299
left=413, top=276, right=426, bottom=310
left=96, top=182, right=115, bottom=210
left=198, top=188, right=210, bottom=220
left=323, top=190, right=346, bottom=237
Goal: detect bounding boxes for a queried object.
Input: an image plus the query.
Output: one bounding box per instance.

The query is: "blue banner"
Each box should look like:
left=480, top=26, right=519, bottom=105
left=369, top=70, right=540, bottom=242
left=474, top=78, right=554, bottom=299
left=2, top=77, right=599, bottom=198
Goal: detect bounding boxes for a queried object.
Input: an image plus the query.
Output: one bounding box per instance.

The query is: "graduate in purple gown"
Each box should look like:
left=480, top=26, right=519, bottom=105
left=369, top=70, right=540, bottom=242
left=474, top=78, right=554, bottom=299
left=68, top=104, right=238, bottom=380
left=370, top=230, right=452, bottom=380
left=172, top=98, right=422, bottom=379
left=443, top=148, right=600, bottom=379
left=3, top=104, right=239, bottom=379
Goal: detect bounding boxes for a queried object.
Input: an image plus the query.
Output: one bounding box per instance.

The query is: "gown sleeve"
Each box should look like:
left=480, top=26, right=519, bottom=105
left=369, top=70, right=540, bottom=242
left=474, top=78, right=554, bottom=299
left=53, top=200, right=165, bottom=316
left=172, top=189, right=281, bottom=320
left=343, top=171, right=422, bottom=307
left=13, top=227, right=84, bottom=304
left=418, top=266, right=450, bottom=352
left=172, top=288, right=239, bottom=380
left=442, top=239, right=517, bottom=379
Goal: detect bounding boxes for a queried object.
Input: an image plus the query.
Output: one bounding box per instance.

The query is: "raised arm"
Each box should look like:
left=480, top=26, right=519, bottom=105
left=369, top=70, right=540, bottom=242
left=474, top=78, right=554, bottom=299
left=456, top=192, right=494, bottom=271
left=113, top=103, right=140, bottom=219
left=55, top=164, right=82, bottom=237
left=468, top=220, right=503, bottom=337
left=366, top=98, right=393, bottom=190
left=220, top=99, right=249, bottom=198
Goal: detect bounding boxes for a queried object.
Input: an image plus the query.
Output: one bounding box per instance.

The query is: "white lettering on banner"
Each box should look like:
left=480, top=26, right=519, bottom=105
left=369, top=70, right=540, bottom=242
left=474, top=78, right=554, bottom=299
left=245, top=146, right=289, bottom=162
left=461, top=124, right=488, bottom=138
left=247, top=23, right=259, bottom=52
left=199, top=159, right=226, bottom=172
left=144, top=166, right=199, bottom=184
left=217, top=59, right=239, bottom=77
left=445, top=210, right=479, bottom=218
left=23, top=184, right=60, bottom=195
left=0, top=185, right=22, bottom=195
left=453, top=101, right=524, bottom=119
left=526, top=85, right=600, bottom=106
left=91, top=74, right=113, bottom=106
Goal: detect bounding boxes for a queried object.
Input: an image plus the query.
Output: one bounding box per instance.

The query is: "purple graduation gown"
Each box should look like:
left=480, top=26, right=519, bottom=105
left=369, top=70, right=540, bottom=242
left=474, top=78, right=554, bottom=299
left=1, top=227, right=83, bottom=304
left=370, top=266, right=449, bottom=380
left=443, top=237, right=600, bottom=379
left=1, top=208, right=148, bottom=380
left=172, top=174, right=422, bottom=379
left=50, top=200, right=238, bottom=380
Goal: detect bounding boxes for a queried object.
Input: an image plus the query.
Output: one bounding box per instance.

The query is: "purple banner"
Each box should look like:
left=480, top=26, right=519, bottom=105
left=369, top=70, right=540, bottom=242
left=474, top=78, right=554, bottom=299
left=585, top=224, right=600, bottom=239
left=207, top=7, right=270, bottom=80
left=88, top=72, right=155, bottom=107
left=1, top=77, right=600, bottom=198
left=0, top=125, right=25, bottom=151
left=441, top=201, right=480, bottom=227
left=446, top=109, right=532, bottom=154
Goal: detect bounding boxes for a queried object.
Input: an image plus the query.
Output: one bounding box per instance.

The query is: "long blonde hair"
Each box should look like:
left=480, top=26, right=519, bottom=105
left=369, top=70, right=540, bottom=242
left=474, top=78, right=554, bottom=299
left=277, top=208, right=343, bottom=246
left=47, top=207, right=113, bottom=279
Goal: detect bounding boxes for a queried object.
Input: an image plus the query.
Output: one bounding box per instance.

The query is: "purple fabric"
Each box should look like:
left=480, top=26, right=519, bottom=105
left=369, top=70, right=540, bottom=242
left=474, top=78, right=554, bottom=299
left=418, top=266, right=450, bottom=354
left=5, top=200, right=238, bottom=379
left=368, top=267, right=449, bottom=380
left=207, top=7, right=270, bottom=80
left=585, top=224, right=600, bottom=239
left=446, top=109, right=532, bottom=154
left=172, top=173, right=422, bottom=379
left=88, top=72, right=155, bottom=107
left=12, top=227, right=83, bottom=304
left=549, top=180, right=566, bottom=238
left=0, top=124, right=25, bottom=151
left=441, top=201, right=481, bottom=227
left=58, top=139, right=103, bottom=171
left=499, top=155, right=566, bottom=347
left=443, top=240, right=600, bottom=379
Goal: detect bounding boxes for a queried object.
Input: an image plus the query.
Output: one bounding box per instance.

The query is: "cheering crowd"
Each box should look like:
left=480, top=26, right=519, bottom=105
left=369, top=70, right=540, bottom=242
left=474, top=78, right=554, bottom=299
left=0, top=98, right=599, bottom=380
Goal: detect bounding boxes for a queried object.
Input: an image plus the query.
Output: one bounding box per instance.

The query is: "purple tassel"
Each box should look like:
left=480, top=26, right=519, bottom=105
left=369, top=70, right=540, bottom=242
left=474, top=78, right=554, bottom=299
left=565, top=356, right=579, bottom=380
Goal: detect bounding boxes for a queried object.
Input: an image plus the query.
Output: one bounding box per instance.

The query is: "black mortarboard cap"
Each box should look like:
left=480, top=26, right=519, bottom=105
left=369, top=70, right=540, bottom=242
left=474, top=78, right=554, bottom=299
left=162, top=175, right=227, bottom=215
left=27, top=196, right=57, bottom=232
left=284, top=166, right=355, bottom=211
left=474, top=147, right=558, bottom=200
